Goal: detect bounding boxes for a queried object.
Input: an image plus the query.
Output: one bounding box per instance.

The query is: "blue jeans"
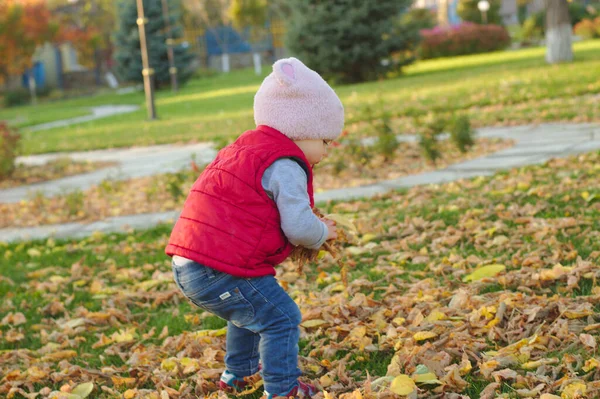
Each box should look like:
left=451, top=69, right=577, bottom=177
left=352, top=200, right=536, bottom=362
left=172, top=259, right=302, bottom=395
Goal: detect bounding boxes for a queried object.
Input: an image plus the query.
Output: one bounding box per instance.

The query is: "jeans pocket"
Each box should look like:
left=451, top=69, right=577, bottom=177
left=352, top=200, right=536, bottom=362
left=189, top=287, right=255, bottom=327
left=172, top=261, right=224, bottom=297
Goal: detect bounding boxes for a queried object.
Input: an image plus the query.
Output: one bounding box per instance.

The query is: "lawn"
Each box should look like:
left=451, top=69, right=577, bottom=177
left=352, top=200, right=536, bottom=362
left=1, top=150, right=599, bottom=398
left=3, top=40, right=600, bottom=155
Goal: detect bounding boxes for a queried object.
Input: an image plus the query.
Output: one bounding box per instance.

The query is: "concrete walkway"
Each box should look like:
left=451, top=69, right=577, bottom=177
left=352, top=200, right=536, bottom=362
left=1, top=122, right=599, bottom=243
left=26, top=105, right=139, bottom=132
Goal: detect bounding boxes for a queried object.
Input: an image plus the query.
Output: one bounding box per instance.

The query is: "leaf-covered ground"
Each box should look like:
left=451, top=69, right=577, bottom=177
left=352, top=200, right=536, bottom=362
left=1, top=151, right=599, bottom=399
left=0, top=138, right=511, bottom=229
left=0, top=159, right=115, bottom=190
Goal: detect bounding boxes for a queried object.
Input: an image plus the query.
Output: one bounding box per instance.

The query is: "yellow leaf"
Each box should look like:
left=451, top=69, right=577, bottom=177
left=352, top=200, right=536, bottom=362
left=390, top=374, right=417, bottom=396
left=540, top=395, right=562, bottom=399
left=111, top=376, right=136, bottom=388
left=412, top=372, right=442, bottom=385
left=330, top=283, right=346, bottom=293
left=582, top=358, right=600, bottom=372
left=70, top=382, right=94, bottom=398
left=320, top=375, right=334, bottom=388
left=463, top=264, right=506, bottom=282
left=27, top=248, right=42, bottom=257
left=193, top=327, right=227, bottom=337
left=361, top=233, right=377, bottom=243
left=425, top=310, right=446, bottom=322
left=161, top=359, right=177, bottom=372
left=581, top=191, right=590, bottom=200
left=301, top=319, right=328, bottom=328
left=89, top=280, right=104, bottom=294
left=564, top=310, right=593, bottom=319
left=26, top=366, right=48, bottom=380
left=326, top=213, right=358, bottom=235
left=521, top=358, right=559, bottom=370
left=539, top=264, right=572, bottom=281
left=392, top=317, right=405, bottom=326
left=123, top=389, right=138, bottom=399
left=42, top=350, right=77, bottom=362
left=111, top=328, right=136, bottom=343
left=413, top=331, right=437, bottom=342
left=561, top=381, right=586, bottom=399
left=412, top=365, right=442, bottom=386
left=62, top=318, right=86, bottom=329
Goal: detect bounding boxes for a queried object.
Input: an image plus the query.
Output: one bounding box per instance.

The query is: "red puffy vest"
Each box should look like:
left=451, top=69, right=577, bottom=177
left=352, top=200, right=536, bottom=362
left=165, top=125, right=314, bottom=278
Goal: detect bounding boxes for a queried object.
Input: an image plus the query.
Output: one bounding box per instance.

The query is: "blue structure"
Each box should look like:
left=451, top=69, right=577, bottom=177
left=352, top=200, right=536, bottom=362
left=205, top=26, right=252, bottom=56
left=448, top=0, right=461, bottom=25
left=21, top=61, right=46, bottom=89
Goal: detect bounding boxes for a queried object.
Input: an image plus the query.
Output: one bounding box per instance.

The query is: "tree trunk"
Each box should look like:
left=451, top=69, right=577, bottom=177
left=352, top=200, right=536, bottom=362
left=545, top=0, right=573, bottom=64
left=437, top=0, right=449, bottom=27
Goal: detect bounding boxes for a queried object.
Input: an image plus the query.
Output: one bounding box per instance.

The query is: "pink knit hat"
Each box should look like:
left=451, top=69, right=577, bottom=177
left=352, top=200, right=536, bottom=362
left=254, top=57, right=345, bottom=141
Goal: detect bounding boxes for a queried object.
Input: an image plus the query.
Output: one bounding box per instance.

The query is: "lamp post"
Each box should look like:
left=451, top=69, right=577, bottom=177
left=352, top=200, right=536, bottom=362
left=136, top=0, right=157, bottom=120
left=477, top=0, right=490, bottom=24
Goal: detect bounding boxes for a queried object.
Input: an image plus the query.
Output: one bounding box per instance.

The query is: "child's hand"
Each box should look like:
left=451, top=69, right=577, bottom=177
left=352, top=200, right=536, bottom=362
left=323, top=219, right=338, bottom=240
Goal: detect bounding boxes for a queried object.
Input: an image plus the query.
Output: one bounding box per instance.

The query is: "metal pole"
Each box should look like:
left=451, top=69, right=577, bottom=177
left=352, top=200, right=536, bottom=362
left=161, top=0, right=178, bottom=92
left=136, top=0, right=157, bottom=120
left=483, top=10, right=488, bottom=24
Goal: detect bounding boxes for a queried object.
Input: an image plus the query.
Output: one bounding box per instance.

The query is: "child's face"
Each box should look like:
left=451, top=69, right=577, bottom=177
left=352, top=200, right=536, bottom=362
left=294, top=139, right=330, bottom=165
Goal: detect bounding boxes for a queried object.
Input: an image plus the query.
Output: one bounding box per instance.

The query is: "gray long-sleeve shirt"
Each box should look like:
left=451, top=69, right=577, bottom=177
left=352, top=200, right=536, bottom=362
left=261, top=158, right=328, bottom=250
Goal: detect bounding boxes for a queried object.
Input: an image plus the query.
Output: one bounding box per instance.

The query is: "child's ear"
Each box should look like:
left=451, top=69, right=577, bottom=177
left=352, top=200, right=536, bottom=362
left=273, top=58, right=297, bottom=87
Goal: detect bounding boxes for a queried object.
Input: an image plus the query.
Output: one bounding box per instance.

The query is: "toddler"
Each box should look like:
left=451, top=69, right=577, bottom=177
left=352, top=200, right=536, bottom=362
left=166, top=57, right=344, bottom=398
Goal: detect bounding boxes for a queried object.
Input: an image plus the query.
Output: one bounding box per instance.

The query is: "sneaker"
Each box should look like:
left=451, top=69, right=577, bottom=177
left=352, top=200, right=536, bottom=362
left=219, top=370, right=250, bottom=393
left=265, top=381, right=318, bottom=398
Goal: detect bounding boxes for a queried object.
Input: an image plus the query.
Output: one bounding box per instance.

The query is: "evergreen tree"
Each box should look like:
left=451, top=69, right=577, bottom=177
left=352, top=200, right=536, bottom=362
left=285, top=0, right=419, bottom=83
left=114, top=0, right=193, bottom=89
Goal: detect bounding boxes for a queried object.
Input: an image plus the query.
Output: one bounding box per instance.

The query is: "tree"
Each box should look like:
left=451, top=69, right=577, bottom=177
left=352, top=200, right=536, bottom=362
left=114, top=0, right=193, bottom=89
left=182, top=0, right=234, bottom=72
left=0, top=0, right=59, bottom=102
left=545, top=0, right=573, bottom=64
left=457, top=0, right=503, bottom=25
left=286, top=0, right=419, bottom=83
left=48, top=0, right=119, bottom=68
left=229, top=0, right=268, bottom=74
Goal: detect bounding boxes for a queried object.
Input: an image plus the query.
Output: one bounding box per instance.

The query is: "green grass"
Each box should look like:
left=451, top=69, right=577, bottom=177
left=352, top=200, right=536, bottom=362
left=0, top=89, right=143, bottom=129
left=4, top=40, right=600, bottom=154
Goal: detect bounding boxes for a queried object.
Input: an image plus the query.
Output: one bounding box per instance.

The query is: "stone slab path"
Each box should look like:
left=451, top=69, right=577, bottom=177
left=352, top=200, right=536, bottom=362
left=1, top=122, right=599, bottom=243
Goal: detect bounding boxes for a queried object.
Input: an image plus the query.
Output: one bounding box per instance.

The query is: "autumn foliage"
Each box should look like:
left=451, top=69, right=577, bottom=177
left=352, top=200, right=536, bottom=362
left=0, top=0, right=59, bottom=83
left=419, top=23, right=511, bottom=59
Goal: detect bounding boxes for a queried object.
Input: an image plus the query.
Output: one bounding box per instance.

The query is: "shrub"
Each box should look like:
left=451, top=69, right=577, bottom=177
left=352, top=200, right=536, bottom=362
left=64, top=189, right=85, bottom=216
left=449, top=115, right=475, bottom=153
left=417, top=114, right=446, bottom=164
left=574, top=17, right=600, bottom=39
left=524, top=4, right=597, bottom=40
left=521, top=15, right=543, bottom=42
left=4, top=89, right=30, bottom=107
left=363, top=101, right=399, bottom=161
left=0, top=122, right=21, bottom=180
left=3, top=86, right=53, bottom=107
left=419, top=23, right=511, bottom=59
left=418, top=132, right=441, bottom=164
